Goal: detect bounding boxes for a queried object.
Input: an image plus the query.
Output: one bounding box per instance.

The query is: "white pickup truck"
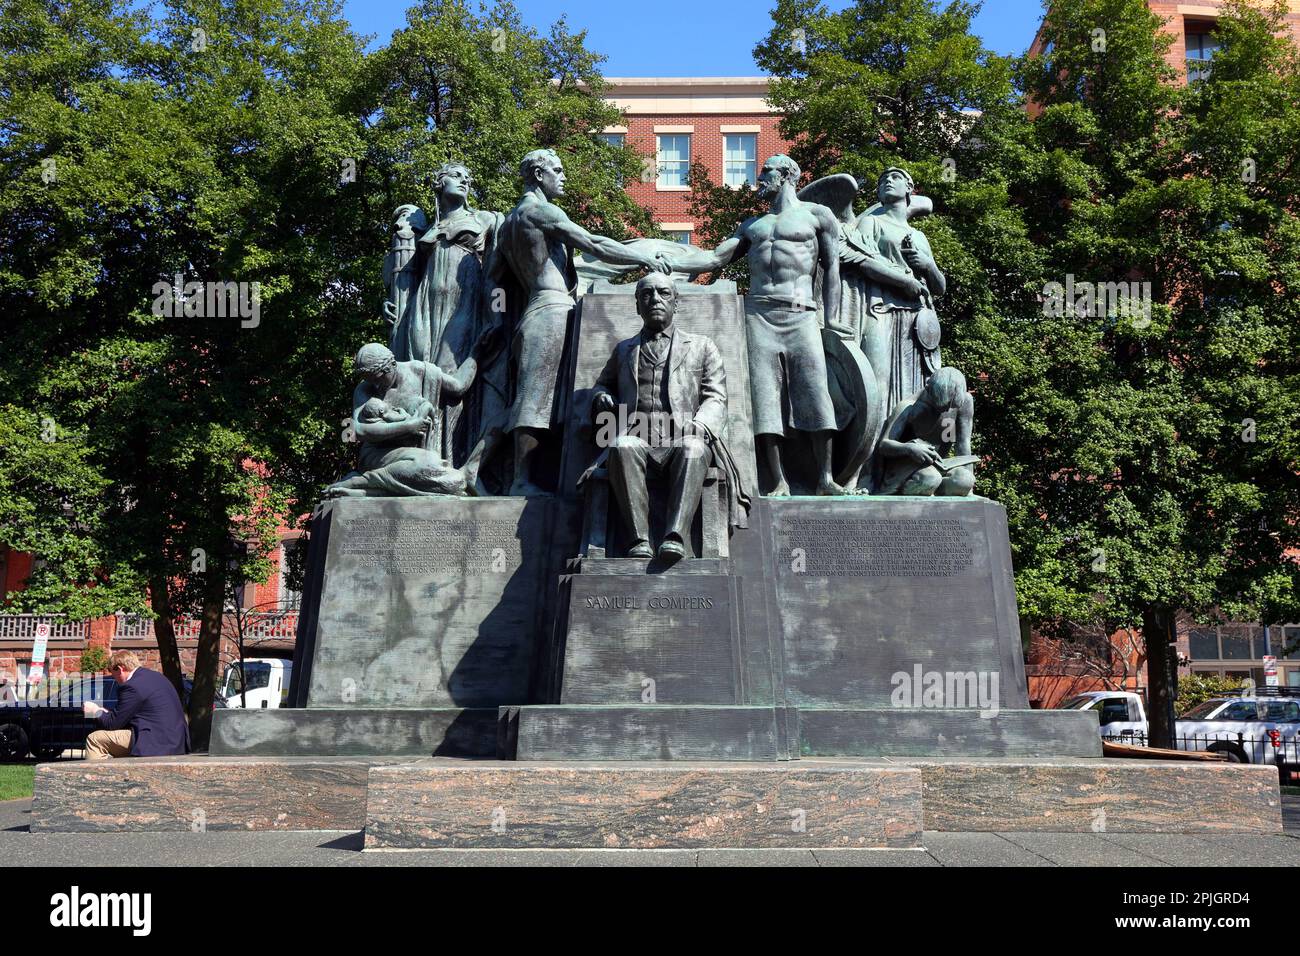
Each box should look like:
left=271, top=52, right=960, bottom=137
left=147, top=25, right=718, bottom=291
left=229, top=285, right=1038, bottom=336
left=219, top=658, right=293, bottom=709
left=1055, top=690, right=1300, bottom=776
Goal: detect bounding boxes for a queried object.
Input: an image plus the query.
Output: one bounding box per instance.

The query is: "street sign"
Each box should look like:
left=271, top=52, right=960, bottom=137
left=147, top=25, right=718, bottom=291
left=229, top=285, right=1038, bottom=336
left=1263, top=655, right=1279, bottom=687
left=30, top=623, right=50, bottom=685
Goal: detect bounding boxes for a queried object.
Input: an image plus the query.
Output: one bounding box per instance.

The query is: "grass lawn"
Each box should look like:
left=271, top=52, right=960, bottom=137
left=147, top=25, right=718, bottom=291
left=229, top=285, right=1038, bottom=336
left=0, top=764, right=35, bottom=801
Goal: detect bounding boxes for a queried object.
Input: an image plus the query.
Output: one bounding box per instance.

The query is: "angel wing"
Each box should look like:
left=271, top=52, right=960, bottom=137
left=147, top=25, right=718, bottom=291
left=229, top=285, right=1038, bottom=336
left=796, top=173, right=861, bottom=223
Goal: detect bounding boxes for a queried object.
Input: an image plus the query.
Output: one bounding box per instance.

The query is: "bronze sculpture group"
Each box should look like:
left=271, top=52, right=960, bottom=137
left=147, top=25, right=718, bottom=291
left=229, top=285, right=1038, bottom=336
left=327, top=149, right=977, bottom=561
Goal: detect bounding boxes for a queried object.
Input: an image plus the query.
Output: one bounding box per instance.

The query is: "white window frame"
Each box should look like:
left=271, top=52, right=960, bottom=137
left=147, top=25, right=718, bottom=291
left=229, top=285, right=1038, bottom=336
left=723, top=133, right=757, bottom=188
left=1185, top=24, right=1219, bottom=82
left=656, top=133, right=691, bottom=190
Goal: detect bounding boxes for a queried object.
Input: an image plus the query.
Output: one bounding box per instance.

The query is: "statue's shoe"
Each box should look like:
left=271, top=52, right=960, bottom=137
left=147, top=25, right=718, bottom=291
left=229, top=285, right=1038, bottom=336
left=657, top=539, right=686, bottom=562
left=627, top=541, right=654, bottom=559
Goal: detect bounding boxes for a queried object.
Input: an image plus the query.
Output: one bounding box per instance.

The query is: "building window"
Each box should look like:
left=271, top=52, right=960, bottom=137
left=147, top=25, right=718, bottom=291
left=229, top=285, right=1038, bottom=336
left=663, top=230, right=692, bottom=245
left=278, top=539, right=303, bottom=610
left=724, top=134, right=757, bottom=187
left=657, top=134, right=690, bottom=188
left=1186, top=26, right=1219, bottom=82
left=1188, top=628, right=1219, bottom=660
left=597, top=133, right=626, bottom=185
left=1219, top=626, right=1252, bottom=660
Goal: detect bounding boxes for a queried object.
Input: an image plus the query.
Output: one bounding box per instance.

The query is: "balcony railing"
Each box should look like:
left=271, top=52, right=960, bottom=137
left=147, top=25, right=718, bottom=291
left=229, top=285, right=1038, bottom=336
left=0, top=611, right=299, bottom=643
left=114, top=612, right=154, bottom=639
left=120, top=611, right=299, bottom=641
left=0, top=614, right=88, bottom=640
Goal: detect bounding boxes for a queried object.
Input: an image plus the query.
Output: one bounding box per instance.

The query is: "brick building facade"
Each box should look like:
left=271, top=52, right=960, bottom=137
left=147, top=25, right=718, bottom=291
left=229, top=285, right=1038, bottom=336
left=1029, top=0, right=1300, bottom=76
left=596, top=77, right=791, bottom=243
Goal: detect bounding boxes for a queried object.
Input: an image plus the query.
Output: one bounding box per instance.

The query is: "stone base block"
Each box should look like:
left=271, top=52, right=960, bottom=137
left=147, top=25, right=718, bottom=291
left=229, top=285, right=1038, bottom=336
left=364, top=761, right=922, bottom=849
left=31, top=757, right=390, bottom=832
left=508, top=705, right=1099, bottom=761
left=209, top=708, right=500, bottom=758
left=31, top=756, right=1281, bottom=837
left=508, top=706, right=797, bottom=761
left=914, top=758, right=1283, bottom=833
left=798, top=709, right=1102, bottom=759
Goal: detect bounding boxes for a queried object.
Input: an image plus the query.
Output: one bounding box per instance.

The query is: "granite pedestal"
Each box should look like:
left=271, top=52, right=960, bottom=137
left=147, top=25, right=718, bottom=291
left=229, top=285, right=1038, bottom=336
left=31, top=756, right=1281, bottom=837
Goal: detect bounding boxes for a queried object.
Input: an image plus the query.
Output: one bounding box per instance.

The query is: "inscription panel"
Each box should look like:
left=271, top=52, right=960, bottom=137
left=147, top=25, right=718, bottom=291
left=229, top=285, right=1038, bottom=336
left=562, top=574, right=739, bottom=705
left=305, top=497, right=574, bottom=709
left=776, top=517, right=975, bottom=577
left=336, top=518, right=523, bottom=573
left=768, top=498, right=1028, bottom=710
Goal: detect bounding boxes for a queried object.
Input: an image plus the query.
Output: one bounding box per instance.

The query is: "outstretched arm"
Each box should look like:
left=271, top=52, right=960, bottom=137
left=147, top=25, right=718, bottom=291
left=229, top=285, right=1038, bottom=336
left=663, top=220, right=751, bottom=275
left=541, top=207, right=669, bottom=273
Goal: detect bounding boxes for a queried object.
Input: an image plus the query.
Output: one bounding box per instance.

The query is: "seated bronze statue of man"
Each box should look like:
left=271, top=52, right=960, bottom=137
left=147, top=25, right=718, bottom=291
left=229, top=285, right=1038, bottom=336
left=583, top=273, right=748, bottom=561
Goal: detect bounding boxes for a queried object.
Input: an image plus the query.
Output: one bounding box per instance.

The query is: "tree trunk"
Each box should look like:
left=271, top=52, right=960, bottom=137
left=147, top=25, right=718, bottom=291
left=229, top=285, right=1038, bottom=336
left=147, top=576, right=185, bottom=699
left=187, top=577, right=225, bottom=752
left=1142, top=604, right=1179, bottom=749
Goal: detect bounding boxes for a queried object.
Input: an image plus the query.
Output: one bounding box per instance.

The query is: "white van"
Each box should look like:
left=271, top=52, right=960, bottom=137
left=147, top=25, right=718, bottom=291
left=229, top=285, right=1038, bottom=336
left=219, top=658, right=292, bottom=709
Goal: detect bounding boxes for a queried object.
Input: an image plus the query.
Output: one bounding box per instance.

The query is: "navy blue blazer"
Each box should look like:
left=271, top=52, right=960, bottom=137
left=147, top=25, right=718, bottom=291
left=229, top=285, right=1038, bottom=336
left=97, top=668, right=192, bottom=757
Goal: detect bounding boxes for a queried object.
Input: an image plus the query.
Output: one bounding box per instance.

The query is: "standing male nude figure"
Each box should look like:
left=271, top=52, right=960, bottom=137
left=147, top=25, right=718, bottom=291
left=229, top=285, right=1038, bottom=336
left=668, top=154, right=849, bottom=495
left=496, top=148, right=669, bottom=496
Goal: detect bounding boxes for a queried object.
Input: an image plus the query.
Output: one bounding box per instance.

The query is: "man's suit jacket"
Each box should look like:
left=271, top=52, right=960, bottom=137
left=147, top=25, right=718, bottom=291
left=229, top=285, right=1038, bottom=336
left=591, top=326, right=728, bottom=440
left=97, top=668, right=191, bottom=757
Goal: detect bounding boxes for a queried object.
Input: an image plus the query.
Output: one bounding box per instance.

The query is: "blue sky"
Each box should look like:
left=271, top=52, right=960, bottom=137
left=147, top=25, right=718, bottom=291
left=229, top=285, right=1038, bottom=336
left=340, top=0, right=1051, bottom=72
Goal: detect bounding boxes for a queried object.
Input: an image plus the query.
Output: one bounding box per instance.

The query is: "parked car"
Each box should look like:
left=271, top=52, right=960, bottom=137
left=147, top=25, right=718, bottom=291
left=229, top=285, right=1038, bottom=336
left=0, top=675, right=193, bottom=761
left=1055, top=689, right=1300, bottom=781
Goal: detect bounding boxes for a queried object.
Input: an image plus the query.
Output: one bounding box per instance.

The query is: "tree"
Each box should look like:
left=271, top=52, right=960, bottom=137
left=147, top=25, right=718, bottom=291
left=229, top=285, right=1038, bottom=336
left=754, top=0, right=1016, bottom=180
left=1002, top=0, right=1300, bottom=746
left=0, top=0, right=654, bottom=748
left=362, top=0, right=654, bottom=240
left=0, top=0, right=376, bottom=747
left=727, top=0, right=1300, bottom=749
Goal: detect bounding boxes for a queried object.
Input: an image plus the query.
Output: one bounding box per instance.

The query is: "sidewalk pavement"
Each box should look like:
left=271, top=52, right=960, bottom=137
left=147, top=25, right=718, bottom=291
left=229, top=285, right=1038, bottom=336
left=3, top=795, right=1298, bottom=867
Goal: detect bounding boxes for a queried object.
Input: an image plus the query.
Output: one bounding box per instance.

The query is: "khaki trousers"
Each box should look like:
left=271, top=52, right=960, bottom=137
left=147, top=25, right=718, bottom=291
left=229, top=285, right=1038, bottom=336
left=86, top=729, right=133, bottom=759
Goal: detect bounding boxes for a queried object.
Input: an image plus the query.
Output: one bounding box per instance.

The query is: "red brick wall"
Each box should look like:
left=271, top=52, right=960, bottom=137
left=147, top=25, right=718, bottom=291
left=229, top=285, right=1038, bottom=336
left=617, top=113, right=792, bottom=233
left=1030, top=2, right=1300, bottom=83
left=2, top=548, right=32, bottom=596
left=1150, top=1, right=1300, bottom=76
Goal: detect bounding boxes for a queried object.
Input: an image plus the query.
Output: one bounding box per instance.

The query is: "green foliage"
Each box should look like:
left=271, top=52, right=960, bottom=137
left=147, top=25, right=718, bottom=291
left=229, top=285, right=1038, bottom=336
left=722, top=0, right=1300, bottom=647
left=755, top=0, right=1016, bottom=176
left=0, top=0, right=644, bottom=618
left=79, top=645, right=111, bottom=673
left=1175, top=673, right=1246, bottom=716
